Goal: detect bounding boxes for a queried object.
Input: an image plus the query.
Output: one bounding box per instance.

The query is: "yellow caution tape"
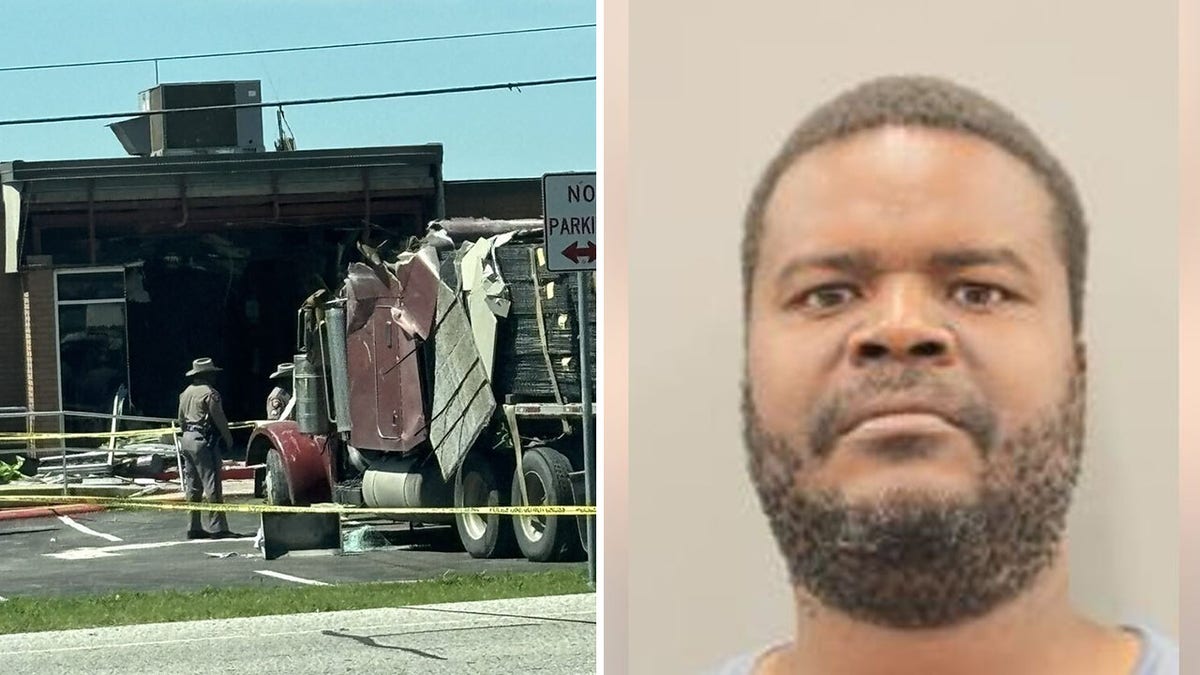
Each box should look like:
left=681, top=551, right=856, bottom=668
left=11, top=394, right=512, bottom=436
left=0, top=421, right=262, bottom=443
left=0, top=495, right=596, bottom=517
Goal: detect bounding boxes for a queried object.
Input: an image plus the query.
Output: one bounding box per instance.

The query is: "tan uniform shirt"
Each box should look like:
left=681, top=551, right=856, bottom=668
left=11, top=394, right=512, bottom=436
left=177, top=383, right=234, bottom=449
left=266, top=386, right=292, bottom=421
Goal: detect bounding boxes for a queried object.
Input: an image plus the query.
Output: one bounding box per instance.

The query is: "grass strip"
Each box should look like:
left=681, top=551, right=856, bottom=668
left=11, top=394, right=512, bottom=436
left=0, top=569, right=591, bottom=635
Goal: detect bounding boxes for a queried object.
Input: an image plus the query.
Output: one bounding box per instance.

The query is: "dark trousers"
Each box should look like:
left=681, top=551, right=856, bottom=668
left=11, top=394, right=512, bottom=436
left=180, top=430, right=229, bottom=533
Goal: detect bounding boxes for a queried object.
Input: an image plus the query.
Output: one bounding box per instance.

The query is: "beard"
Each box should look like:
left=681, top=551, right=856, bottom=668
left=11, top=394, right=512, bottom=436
left=743, top=367, right=1085, bottom=629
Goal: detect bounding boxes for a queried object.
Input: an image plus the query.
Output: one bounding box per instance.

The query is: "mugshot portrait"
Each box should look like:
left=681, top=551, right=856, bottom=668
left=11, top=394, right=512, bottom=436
left=626, top=1, right=1178, bottom=673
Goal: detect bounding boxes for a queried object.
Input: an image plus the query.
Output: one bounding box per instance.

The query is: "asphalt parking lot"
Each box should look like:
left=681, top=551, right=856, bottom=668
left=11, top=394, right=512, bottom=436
left=0, top=506, right=582, bottom=598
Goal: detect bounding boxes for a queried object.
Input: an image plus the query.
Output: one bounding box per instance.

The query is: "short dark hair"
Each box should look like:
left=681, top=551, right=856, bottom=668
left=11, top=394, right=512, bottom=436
left=742, top=75, right=1088, bottom=333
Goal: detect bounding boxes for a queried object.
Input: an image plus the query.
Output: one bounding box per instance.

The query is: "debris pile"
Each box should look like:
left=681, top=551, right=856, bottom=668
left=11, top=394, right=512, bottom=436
left=32, top=444, right=175, bottom=483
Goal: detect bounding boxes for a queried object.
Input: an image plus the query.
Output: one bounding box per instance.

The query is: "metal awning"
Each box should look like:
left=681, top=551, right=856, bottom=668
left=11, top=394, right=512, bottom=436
left=1, top=144, right=444, bottom=274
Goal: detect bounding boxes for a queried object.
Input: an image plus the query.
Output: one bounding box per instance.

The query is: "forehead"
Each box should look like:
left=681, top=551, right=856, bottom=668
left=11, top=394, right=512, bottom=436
left=759, top=126, right=1059, bottom=262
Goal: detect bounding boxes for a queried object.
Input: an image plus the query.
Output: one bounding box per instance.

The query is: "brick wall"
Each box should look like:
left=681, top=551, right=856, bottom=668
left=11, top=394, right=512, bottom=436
left=0, top=274, right=23, bottom=408
left=23, top=268, right=60, bottom=437
left=0, top=220, right=27, bottom=442
left=0, top=230, right=28, bottom=443
left=0, top=225, right=24, bottom=407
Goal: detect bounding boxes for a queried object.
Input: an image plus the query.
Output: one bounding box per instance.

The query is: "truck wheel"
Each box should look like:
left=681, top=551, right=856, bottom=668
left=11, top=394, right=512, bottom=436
left=264, top=448, right=292, bottom=506
left=454, top=454, right=517, bottom=559
left=512, top=447, right=583, bottom=562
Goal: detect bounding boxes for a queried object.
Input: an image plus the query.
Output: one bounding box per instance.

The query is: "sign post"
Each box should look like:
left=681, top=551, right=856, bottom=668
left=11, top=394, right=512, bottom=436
left=542, top=172, right=596, bottom=587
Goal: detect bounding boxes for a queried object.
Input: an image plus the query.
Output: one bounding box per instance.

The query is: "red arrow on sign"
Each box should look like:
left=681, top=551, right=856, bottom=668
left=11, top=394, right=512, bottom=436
left=563, top=241, right=596, bottom=264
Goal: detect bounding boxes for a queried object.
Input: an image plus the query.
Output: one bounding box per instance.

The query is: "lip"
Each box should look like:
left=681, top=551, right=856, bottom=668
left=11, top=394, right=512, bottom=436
left=837, top=402, right=960, bottom=438
left=844, top=412, right=959, bottom=438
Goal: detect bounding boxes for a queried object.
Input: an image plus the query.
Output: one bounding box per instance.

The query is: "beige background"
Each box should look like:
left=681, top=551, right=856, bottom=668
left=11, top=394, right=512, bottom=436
left=1181, top=0, right=1199, bottom=669
left=627, top=2, right=1178, bottom=672
left=600, top=0, right=630, bottom=672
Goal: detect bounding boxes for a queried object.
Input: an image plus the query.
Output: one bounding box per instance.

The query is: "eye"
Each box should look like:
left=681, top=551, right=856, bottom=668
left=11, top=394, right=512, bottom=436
left=796, top=284, right=860, bottom=312
left=950, top=282, right=1010, bottom=309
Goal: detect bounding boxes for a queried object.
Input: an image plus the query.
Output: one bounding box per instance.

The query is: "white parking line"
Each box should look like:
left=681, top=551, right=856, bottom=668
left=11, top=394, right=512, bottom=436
left=254, top=570, right=330, bottom=586
left=45, top=537, right=255, bottom=560
left=57, top=515, right=122, bottom=543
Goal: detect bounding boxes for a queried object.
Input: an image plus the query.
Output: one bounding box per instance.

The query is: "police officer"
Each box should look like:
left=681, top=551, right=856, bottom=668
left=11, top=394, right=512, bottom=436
left=176, top=357, right=240, bottom=539
left=265, top=362, right=294, bottom=421
left=253, top=362, right=295, bottom=551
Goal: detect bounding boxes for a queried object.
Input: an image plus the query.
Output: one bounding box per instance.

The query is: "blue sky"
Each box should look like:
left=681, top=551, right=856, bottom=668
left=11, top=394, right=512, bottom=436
left=0, top=1, right=596, bottom=179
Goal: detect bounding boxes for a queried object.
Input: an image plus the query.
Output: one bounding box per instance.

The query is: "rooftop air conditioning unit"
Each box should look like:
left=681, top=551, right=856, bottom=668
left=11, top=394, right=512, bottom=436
left=109, top=80, right=264, bottom=157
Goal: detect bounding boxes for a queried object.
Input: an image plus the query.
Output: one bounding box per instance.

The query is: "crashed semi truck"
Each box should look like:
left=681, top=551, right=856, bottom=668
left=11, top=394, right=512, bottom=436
left=245, top=218, right=596, bottom=562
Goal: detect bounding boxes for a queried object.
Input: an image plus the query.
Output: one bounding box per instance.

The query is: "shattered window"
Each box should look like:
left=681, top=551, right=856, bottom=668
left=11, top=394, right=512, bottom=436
left=56, top=271, right=125, bottom=302
left=56, top=270, right=130, bottom=426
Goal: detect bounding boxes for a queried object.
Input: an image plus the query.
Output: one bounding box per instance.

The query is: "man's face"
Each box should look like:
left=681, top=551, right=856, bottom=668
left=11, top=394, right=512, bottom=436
left=745, top=126, right=1085, bottom=628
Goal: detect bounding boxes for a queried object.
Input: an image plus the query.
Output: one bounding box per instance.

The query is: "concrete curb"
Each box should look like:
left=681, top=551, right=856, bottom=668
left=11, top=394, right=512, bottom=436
left=0, top=503, right=106, bottom=521
left=154, top=466, right=257, bottom=482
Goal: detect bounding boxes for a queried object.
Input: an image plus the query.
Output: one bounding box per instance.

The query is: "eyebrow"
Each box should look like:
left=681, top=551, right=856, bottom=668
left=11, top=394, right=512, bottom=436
left=927, top=247, right=1032, bottom=275
left=775, top=251, right=880, bottom=285
left=774, top=246, right=1033, bottom=285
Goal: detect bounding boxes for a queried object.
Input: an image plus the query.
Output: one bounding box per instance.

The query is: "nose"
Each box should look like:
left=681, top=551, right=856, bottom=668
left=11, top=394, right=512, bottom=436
left=848, top=280, right=956, bottom=367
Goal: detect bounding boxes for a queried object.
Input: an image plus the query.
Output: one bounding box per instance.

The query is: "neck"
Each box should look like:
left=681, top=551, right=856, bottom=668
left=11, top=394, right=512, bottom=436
left=769, top=554, right=1137, bottom=675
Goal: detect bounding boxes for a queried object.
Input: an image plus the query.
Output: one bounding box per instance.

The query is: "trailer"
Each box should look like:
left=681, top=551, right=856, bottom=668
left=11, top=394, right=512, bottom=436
left=245, top=218, right=596, bottom=562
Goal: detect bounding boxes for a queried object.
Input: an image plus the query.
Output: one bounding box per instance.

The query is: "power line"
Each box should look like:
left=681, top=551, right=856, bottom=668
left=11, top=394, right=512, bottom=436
left=0, top=24, right=596, bottom=74
left=0, top=76, right=596, bottom=127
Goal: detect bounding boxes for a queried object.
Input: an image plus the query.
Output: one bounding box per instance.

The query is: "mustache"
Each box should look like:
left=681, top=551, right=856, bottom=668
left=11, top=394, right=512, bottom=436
left=808, top=368, right=997, bottom=459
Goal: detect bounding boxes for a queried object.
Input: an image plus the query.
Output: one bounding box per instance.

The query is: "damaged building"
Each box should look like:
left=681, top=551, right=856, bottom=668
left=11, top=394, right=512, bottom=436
left=0, top=80, right=543, bottom=438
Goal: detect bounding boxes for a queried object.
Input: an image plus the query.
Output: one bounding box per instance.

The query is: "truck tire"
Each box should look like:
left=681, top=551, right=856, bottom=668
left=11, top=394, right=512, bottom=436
left=264, top=448, right=292, bottom=506
left=454, top=454, right=517, bottom=558
left=512, top=447, right=583, bottom=562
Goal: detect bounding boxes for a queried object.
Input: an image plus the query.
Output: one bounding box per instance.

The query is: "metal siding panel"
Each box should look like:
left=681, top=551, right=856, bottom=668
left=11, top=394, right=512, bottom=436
left=3, top=185, right=20, bottom=274
left=428, top=281, right=495, bottom=482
